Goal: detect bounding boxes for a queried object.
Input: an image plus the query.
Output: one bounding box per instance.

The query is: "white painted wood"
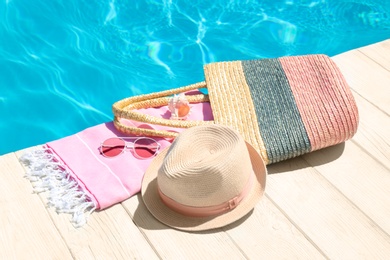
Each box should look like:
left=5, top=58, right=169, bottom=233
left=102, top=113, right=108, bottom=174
left=304, top=141, right=390, bottom=235
left=348, top=91, right=390, bottom=169
left=15, top=149, right=160, bottom=260
left=359, top=39, right=390, bottom=71
left=123, top=191, right=324, bottom=259
left=122, top=194, right=247, bottom=260
left=0, top=153, right=73, bottom=260
left=266, top=158, right=390, bottom=259
left=224, top=197, right=326, bottom=259
left=333, top=47, right=390, bottom=115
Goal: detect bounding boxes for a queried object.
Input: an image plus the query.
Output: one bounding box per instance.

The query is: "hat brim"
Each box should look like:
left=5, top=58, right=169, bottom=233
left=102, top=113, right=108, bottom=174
left=141, top=141, right=267, bottom=232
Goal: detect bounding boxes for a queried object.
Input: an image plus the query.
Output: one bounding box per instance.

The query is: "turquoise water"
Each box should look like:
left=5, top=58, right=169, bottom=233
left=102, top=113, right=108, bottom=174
left=1, top=0, right=389, bottom=155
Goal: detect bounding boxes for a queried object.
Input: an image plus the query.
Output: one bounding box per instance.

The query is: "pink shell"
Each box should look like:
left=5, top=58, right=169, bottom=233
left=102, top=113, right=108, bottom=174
left=168, top=94, right=191, bottom=119
left=177, top=103, right=191, bottom=117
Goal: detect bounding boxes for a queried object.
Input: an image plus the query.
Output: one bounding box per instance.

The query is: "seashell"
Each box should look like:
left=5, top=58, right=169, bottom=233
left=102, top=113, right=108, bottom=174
left=168, top=93, right=191, bottom=120
left=177, top=103, right=191, bottom=117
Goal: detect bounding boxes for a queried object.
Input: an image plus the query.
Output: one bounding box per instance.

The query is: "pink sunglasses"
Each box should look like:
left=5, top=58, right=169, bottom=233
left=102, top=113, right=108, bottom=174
left=100, top=137, right=161, bottom=159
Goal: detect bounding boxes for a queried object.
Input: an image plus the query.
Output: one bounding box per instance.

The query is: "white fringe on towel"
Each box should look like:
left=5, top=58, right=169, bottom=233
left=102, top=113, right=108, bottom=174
left=19, top=146, right=96, bottom=228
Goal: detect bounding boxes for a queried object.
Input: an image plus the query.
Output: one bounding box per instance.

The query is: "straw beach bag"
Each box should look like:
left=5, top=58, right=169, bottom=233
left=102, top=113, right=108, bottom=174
left=113, top=55, right=359, bottom=164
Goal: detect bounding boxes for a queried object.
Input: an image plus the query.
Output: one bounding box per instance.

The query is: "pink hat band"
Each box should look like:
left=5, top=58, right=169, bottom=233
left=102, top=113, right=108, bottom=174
left=157, top=172, right=254, bottom=218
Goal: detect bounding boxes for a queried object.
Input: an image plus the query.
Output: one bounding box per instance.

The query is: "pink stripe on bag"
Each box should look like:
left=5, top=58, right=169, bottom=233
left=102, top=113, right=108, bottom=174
left=279, top=55, right=359, bottom=151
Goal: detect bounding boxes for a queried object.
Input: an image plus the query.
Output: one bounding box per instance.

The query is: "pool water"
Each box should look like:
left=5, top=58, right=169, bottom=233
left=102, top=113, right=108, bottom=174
left=1, top=0, right=389, bottom=155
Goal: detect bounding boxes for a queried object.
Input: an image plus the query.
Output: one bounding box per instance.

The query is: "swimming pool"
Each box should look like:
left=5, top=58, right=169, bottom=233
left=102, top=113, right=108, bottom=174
left=1, top=0, right=389, bottom=155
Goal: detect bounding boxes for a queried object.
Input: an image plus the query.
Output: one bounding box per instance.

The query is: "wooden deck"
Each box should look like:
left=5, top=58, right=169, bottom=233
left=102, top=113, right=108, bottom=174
left=1, top=40, right=389, bottom=260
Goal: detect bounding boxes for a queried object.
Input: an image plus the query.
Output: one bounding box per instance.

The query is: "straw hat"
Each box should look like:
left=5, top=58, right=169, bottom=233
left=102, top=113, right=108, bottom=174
left=141, top=124, right=267, bottom=231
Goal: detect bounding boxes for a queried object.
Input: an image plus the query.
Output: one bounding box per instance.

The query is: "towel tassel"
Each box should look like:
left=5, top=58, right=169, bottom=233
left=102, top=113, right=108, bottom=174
left=19, top=146, right=96, bottom=228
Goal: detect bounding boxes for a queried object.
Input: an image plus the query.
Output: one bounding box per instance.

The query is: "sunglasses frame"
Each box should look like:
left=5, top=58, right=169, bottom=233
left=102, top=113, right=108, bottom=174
left=100, top=136, right=161, bottom=159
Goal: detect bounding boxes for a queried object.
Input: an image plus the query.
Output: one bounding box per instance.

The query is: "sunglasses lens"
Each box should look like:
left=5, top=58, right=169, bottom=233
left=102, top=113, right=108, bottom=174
left=101, top=138, right=125, bottom=157
left=134, top=138, right=159, bottom=159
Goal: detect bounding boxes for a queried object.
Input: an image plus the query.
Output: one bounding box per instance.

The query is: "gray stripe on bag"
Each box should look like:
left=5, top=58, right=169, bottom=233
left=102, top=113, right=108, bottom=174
left=242, top=59, right=311, bottom=163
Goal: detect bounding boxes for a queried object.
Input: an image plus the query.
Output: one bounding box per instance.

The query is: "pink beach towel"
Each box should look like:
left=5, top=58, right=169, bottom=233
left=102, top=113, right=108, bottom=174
left=20, top=95, right=213, bottom=227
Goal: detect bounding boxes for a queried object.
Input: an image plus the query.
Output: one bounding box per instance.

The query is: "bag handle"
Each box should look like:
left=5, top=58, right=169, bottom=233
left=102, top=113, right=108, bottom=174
left=112, top=81, right=214, bottom=138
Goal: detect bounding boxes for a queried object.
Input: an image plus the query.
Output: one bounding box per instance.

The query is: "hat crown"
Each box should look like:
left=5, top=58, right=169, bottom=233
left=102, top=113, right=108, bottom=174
left=158, top=125, right=253, bottom=208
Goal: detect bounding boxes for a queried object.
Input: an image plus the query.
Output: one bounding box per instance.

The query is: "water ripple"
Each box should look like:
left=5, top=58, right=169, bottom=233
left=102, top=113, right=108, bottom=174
left=105, top=0, right=117, bottom=24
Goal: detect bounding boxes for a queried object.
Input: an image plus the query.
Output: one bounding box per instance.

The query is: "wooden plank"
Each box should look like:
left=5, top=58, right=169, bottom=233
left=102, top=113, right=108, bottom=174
left=332, top=41, right=390, bottom=168
left=123, top=192, right=324, bottom=259
left=123, top=194, right=248, bottom=259
left=350, top=90, right=390, bottom=169
left=42, top=204, right=160, bottom=260
left=266, top=157, right=390, bottom=259
left=333, top=48, right=390, bottom=115
left=358, top=39, right=390, bottom=71
left=0, top=153, right=73, bottom=260
left=303, top=141, right=390, bottom=235
left=15, top=149, right=159, bottom=260
left=224, top=197, right=325, bottom=259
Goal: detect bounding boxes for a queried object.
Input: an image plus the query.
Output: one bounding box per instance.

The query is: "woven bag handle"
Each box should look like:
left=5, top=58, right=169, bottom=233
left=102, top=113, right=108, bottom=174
left=112, top=81, right=215, bottom=138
